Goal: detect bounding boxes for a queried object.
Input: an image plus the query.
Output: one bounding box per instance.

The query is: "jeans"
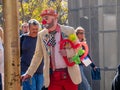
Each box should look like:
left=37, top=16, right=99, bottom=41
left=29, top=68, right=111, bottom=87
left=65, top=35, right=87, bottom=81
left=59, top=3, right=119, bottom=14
left=78, top=65, right=92, bottom=90
left=21, top=72, right=44, bottom=90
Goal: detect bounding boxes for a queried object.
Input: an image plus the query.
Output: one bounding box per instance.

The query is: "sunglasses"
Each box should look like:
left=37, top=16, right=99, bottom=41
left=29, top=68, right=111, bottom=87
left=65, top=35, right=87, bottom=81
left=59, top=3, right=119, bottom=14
left=77, top=32, right=85, bottom=34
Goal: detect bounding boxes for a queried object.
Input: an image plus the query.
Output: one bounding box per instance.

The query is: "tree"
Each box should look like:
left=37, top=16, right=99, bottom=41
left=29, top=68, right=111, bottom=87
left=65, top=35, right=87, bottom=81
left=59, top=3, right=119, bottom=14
left=19, top=0, right=68, bottom=26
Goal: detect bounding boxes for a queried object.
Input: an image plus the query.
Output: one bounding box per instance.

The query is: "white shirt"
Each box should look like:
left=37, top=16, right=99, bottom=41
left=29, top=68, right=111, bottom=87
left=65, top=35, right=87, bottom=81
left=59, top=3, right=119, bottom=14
left=54, top=31, right=67, bottom=69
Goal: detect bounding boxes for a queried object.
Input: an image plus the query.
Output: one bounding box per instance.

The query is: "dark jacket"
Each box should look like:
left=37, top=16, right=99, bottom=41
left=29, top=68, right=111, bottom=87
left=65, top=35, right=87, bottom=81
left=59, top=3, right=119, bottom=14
left=112, top=65, right=120, bottom=90
left=20, top=34, right=44, bottom=74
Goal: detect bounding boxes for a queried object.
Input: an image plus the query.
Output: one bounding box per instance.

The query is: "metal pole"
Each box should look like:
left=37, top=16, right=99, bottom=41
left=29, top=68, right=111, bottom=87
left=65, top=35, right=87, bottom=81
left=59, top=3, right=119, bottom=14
left=3, top=0, right=21, bottom=90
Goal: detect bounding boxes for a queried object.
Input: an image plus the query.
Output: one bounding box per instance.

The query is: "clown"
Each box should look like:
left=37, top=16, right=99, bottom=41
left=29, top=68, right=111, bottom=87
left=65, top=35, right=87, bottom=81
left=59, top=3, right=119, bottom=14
left=21, top=8, right=85, bottom=90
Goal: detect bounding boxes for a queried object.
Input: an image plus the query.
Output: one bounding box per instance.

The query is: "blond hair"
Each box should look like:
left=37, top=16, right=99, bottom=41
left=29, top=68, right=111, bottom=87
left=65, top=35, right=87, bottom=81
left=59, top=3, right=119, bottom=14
left=75, top=26, right=86, bottom=42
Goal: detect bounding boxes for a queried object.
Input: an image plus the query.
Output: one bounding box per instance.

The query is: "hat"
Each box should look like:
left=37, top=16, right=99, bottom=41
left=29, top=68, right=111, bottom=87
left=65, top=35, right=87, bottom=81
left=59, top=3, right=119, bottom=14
left=40, top=8, right=58, bottom=17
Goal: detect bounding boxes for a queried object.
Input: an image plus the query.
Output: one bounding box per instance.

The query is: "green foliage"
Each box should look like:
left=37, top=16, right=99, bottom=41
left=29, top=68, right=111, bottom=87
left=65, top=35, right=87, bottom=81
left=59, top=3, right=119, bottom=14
left=19, top=0, right=68, bottom=26
left=19, top=0, right=43, bottom=24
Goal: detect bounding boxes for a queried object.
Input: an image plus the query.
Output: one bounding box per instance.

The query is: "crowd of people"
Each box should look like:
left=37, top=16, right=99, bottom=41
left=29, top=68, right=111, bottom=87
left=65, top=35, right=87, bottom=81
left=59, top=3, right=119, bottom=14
left=21, top=8, right=98, bottom=90
left=0, top=8, right=119, bottom=90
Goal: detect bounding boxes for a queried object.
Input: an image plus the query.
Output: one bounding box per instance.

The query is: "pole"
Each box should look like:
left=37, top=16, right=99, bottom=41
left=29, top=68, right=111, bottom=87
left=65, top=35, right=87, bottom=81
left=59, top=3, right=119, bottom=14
left=3, top=0, right=21, bottom=90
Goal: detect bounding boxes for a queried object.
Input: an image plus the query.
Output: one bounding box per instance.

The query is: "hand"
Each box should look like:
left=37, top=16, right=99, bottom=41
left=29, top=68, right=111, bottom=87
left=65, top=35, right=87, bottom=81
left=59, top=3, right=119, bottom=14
left=59, top=49, right=67, bottom=56
left=93, top=66, right=98, bottom=71
left=21, top=74, right=31, bottom=82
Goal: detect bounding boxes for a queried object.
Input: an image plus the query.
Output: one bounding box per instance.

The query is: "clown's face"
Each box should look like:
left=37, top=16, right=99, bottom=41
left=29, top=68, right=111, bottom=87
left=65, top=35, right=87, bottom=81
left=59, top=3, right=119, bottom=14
left=42, top=15, right=57, bottom=29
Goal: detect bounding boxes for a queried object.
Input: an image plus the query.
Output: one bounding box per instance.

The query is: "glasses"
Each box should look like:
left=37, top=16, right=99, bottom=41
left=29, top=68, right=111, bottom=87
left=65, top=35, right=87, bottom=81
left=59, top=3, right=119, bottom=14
left=77, top=32, right=85, bottom=35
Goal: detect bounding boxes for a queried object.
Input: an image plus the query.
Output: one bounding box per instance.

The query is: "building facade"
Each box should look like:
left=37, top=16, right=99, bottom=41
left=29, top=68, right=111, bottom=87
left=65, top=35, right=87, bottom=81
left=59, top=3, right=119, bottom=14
left=68, top=0, right=120, bottom=90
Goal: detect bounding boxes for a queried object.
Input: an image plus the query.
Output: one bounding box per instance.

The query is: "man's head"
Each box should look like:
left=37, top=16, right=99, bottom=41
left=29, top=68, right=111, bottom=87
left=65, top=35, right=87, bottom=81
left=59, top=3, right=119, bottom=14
left=22, top=22, right=29, bottom=34
left=40, top=8, right=58, bottom=30
left=28, top=19, right=40, bottom=37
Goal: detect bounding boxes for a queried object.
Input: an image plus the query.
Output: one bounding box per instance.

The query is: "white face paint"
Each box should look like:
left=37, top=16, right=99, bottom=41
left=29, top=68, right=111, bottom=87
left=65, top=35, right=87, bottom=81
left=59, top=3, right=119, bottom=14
left=45, top=19, right=55, bottom=29
left=42, top=15, right=56, bottom=29
left=43, top=24, right=49, bottom=28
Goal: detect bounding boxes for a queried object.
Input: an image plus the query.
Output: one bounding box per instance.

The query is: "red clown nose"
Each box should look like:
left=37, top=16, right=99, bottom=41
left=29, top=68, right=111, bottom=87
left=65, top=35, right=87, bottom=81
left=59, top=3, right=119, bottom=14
left=42, top=20, right=47, bottom=25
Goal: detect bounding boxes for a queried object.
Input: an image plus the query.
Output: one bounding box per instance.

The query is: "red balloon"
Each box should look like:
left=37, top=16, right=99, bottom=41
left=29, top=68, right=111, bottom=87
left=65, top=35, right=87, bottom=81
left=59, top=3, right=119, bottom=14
left=62, top=56, right=75, bottom=66
left=60, top=39, right=89, bottom=67
left=60, top=39, right=76, bottom=66
left=80, top=42, right=89, bottom=60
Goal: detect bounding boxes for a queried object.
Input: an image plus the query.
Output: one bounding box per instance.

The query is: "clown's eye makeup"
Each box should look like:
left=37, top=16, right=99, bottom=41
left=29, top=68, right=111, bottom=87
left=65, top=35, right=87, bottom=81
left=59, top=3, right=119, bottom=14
left=43, top=16, right=49, bottom=20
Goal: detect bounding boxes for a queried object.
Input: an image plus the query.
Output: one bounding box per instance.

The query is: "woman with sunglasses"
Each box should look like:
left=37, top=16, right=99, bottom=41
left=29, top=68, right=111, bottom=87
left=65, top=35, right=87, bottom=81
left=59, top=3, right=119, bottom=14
left=75, top=26, right=97, bottom=90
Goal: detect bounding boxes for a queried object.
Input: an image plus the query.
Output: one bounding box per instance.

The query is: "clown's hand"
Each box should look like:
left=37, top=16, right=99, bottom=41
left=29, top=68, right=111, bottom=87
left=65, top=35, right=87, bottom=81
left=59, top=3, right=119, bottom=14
left=59, top=49, right=67, bottom=56
left=65, top=48, right=76, bottom=58
left=21, top=74, right=31, bottom=82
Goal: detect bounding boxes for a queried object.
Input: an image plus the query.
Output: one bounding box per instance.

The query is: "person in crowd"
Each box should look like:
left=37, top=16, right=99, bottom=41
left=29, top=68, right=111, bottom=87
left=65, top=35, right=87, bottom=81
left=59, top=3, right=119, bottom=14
left=75, top=26, right=97, bottom=90
left=112, top=65, right=120, bottom=90
left=0, top=27, right=4, bottom=90
left=21, top=8, right=82, bottom=90
left=20, top=19, right=44, bottom=90
left=20, top=22, right=29, bottom=35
